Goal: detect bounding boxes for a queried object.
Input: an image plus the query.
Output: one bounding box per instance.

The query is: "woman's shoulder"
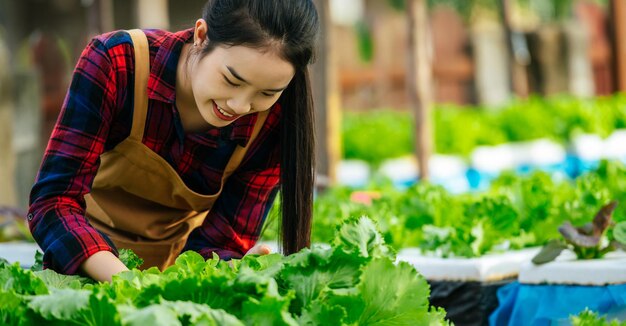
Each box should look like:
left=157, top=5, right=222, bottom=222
left=89, top=29, right=175, bottom=53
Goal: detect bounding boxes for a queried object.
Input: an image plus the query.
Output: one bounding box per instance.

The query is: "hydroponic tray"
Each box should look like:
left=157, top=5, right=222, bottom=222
left=397, top=248, right=541, bottom=282
left=519, top=250, right=626, bottom=285
left=0, top=241, right=40, bottom=268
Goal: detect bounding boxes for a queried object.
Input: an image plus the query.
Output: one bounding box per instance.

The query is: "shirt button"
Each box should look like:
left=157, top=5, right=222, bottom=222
left=27, top=213, right=33, bottom=221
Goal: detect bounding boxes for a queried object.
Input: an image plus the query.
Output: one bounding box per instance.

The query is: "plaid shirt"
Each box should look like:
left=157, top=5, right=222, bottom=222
left=28, top=29, right=281, bottom=274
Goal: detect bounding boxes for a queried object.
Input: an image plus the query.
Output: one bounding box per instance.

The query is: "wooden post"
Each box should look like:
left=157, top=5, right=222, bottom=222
left=498, top=0, right=530, bottom=98
left=406, top=0, right=432, bottom=181
left=611, top=0, right=626, bottom=92
left=136, top=0, right=170, bottom=30
left=312, top=0, right=341, bottom=189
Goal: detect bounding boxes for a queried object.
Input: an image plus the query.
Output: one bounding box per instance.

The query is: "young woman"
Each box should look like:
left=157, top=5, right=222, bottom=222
left=27, top=0, right=319, bottom=282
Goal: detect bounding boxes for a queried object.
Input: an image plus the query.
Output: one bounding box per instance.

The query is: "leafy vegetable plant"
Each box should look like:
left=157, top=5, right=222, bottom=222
left=0, top=217, right=448, bottom=325
left=532, top=201, right=626, bottom=264
left=571, top=309, right=626, bottom=326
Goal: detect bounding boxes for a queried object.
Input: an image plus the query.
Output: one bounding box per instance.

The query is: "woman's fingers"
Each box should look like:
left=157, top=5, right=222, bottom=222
left=246, top=244, right=272, bottom=256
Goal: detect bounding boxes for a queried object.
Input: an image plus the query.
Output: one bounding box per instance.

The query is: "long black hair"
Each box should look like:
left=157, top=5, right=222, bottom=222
left=199, top=0, right=319, bottom=255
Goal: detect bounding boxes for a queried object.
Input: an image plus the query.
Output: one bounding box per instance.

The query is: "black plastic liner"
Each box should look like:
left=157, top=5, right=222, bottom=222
left=428, top=278, right=515, bottom=326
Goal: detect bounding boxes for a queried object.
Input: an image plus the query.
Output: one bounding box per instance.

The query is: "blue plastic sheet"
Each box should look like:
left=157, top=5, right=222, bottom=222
left=564, top=155, right=600, bottom=179
left=490, top=281, right=626, bottom=326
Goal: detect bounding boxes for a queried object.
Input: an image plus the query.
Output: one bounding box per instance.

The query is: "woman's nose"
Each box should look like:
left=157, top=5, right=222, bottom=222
left=226, top=96, right=252, bottom=115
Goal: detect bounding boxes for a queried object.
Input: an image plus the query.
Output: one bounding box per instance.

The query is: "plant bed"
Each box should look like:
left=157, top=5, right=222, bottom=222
left=397, top=248, right=539, bottom=326
left=490, top=202, right=626, bottom=325
left=429, top=279, right=511, bottom=326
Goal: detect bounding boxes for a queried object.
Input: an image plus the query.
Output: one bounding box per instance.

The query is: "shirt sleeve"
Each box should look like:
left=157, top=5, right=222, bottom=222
left=183, top=162, right=281, bottom=260
left=28, top=36, right=122, bottom=275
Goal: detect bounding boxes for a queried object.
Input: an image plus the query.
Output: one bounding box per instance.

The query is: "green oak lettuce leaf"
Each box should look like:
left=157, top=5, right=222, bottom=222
left=164, top=250, right=208, bottom=277
left=118, top=304, right=180, bottom=326
left=231, top=266, right=294, bottom=319
left=118, top=249, right=144, bottom=270
left=119, top=300, right=244, bottom=326
left=160, top=277, right=236, bottom=311
left=27, top=287, right=119, bottom=325
left=333, top=216, right=395, bottom=261
left=114, top=268, right=235, bottom=311
left=106, top=267, right=163, bottom=306
left=87, top=287, right=121, bottom=326
left=239, top=253, right=285, bottom=278
left=312, top=288, right=364, bottom=324
left=281, top=216, right=395, bottom=316
left=397, top=183, right=453, bottom=229
left=298, top=302, right=347, bottom=325
left=420, top=225, right=475, bottom=258
left=357, top=259, right=446, bottom=325
left=571, top=309, right=626, bottom=326
left=235, top=265, right=281, bottom=295
left=240, top=280, right=298, bottom=326
left=279, top=245, right=362, bottom=315
left=113, top=267, right=164, bottom=289
left=150, top=259, right=291, bottom=320
left=164, top=251, right=237, bottom=279
left=110, top=252, right=288, bottom=319
left=0, top=291, right=28, bottom=325
left=564, top=173, right=612, bottom=226
left=471, top=196, right=519, bottom=255
left=31, top=250, right=44, bottom=271
left=0, top=262, right=48, bottom=295
left=386, top=183, right=461, bottom=250
left=34, top=269, right=94, bottom=289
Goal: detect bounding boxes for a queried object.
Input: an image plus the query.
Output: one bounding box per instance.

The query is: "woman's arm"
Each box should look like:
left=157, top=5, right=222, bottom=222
left=79, top=251, right=129, bottom=282
left=28, top=33, right=130, bottom=276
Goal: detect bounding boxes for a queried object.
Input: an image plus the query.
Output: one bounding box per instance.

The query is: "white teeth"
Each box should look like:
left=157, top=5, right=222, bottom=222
left=218, top=106, right=233, bottom=117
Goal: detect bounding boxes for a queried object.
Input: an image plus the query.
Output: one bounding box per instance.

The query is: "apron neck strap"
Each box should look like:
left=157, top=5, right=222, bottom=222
left=127, top=29, right=150, bottom=142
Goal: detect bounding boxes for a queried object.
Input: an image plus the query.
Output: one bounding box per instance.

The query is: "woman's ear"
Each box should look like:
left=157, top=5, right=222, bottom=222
left=193, top=19, right=208, bottom=46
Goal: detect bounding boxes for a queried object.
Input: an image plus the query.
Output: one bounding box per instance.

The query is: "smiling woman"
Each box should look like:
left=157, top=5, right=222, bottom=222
left=27, top=0, right=319, bottom=282
left=176, top=43, right=296, bottom=129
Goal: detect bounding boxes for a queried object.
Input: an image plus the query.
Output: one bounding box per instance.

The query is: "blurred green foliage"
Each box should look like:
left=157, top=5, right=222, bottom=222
left=343, top=94, right=626, bottom=165
left=343, top=109, right=415, bottom=167
left=262, top=160, right=626, bottom=258
left=572, top=309, right=626, bottom=326
left=355, top=20, right=374, bottom=62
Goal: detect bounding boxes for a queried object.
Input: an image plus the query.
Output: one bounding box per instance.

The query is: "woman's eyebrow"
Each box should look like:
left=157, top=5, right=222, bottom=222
left=226, top=66, right=249, bottom=83
left=226, top=65, right=287, bottom=92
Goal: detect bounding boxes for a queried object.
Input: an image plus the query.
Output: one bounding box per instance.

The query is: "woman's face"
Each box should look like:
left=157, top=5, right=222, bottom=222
left=189, top=45, right=295, bottom=127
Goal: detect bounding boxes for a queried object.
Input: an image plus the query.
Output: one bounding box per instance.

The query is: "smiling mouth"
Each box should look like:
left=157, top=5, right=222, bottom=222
left=213, top=101, right=240, bottom=121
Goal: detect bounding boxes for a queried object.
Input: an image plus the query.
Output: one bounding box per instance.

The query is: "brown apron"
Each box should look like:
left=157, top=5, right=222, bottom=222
left=84, top=29, right=268, bottom=270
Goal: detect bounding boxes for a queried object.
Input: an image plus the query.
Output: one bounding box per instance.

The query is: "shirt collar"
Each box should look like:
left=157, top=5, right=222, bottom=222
left=146, top=28, right=192, bottom=104
left=145, top=28, right=261, bottom=146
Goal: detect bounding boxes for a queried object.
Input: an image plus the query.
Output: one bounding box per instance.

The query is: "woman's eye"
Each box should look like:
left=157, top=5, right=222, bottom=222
left=223, top=76, right=240, bottom=87
left=262, top=92, right=276, bottom=97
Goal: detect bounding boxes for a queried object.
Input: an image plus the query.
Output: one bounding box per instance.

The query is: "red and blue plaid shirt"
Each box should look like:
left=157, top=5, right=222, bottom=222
left=28, top=28, right=281, bottom=274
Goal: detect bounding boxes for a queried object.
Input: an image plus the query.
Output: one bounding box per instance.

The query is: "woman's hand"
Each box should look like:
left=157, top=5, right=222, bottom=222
left=244, top=244, right=272, bottom=256
left=79, top=251, right=129, bottom=283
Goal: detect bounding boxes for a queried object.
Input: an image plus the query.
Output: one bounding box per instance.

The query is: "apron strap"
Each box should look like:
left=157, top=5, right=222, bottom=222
left=127, top=29, right=150, bottom=142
